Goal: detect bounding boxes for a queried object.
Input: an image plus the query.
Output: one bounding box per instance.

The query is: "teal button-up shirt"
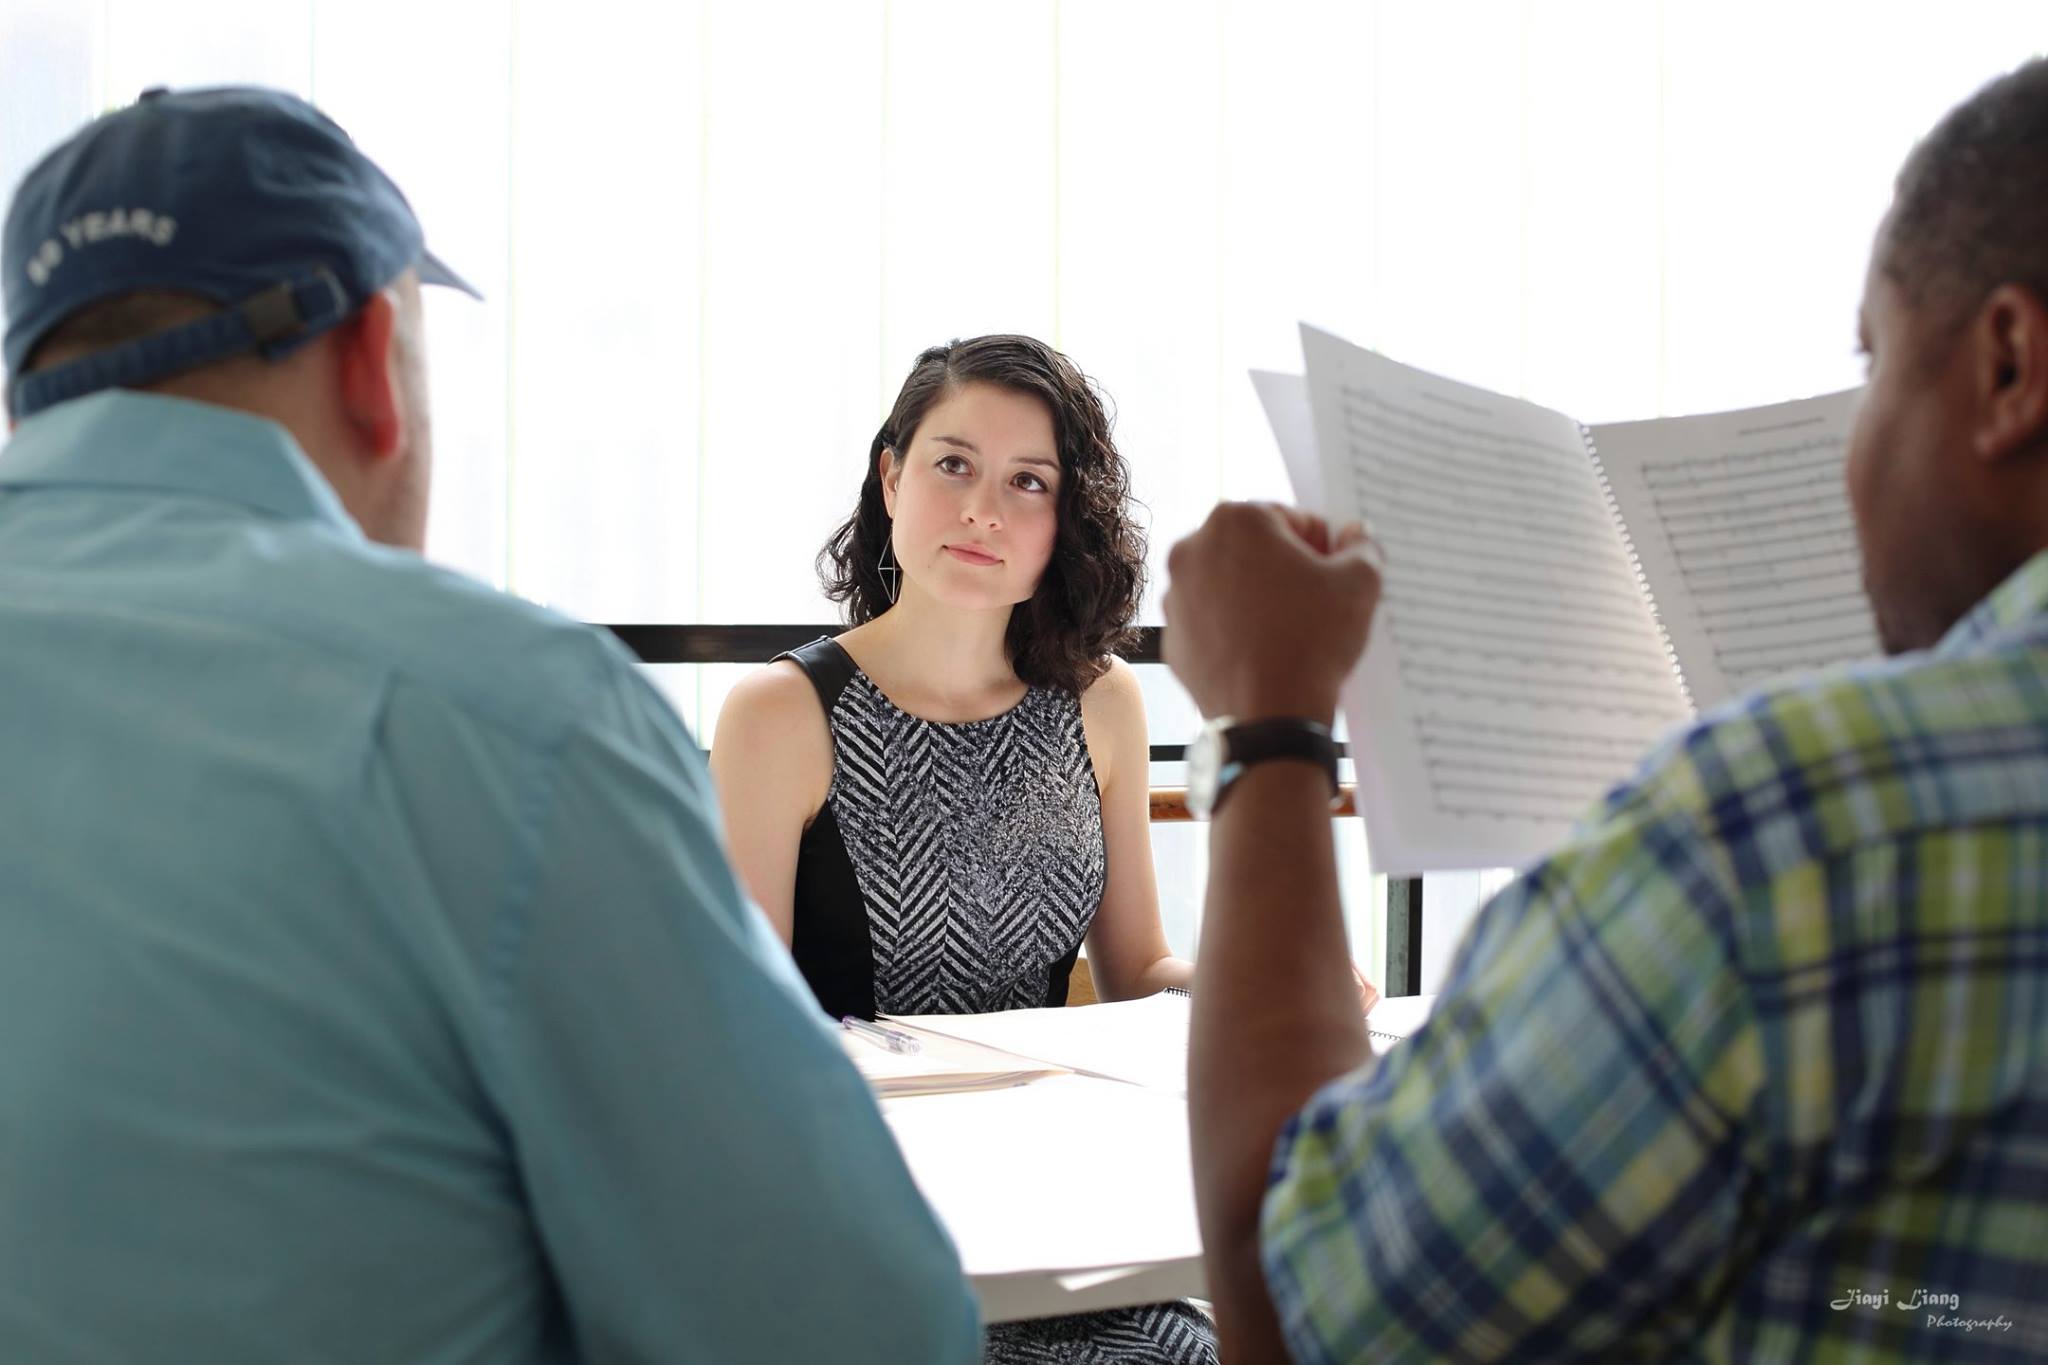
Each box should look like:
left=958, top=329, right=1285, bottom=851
left=0, top=391, right=979, bottom=1364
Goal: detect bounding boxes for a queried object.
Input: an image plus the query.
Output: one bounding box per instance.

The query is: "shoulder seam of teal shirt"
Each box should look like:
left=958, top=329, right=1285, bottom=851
left=480, top=727, right=573, bottom=1031
left=475, top=640, right=626, bottom=1031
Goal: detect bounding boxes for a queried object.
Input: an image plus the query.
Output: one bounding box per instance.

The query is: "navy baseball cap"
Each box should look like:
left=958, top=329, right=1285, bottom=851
left=3, top=85, right=479, bottom=419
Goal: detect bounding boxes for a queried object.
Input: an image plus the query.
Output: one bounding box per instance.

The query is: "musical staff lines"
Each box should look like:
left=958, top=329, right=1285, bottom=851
left=1635, top=426, right=1878, bottom=694
left=1330, top=356, right=1689, bottom=833
left=1399, top=660, right=1686, bottom=717
left=1386, top=612, right=1672, bottom=676
left=1416, top=713, right=1660, bottom=822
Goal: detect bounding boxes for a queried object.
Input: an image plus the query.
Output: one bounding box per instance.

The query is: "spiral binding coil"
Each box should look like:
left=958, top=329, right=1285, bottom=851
left=1583, top=423, right=1696, bottom=716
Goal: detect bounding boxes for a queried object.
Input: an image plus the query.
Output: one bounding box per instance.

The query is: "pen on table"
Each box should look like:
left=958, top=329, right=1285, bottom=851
left=841, top=1015, right=923, bottom=1055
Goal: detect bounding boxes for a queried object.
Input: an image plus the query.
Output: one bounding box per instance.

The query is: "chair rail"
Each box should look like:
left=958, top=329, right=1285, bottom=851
left=1147, top=784, right=1359, bottom=822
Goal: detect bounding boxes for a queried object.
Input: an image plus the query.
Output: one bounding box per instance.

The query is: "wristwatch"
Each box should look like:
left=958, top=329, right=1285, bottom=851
left=1185, top=716, right=1342, bottom=820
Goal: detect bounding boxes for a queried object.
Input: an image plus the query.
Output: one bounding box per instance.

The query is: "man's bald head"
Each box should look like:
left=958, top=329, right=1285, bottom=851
left=1882, top=57, right=2048, bottom=343
left=1847, top=55, right=2048, bottom=654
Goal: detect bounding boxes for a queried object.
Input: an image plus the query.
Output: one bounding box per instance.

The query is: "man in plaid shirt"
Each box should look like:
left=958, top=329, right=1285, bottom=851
left=1164, top=59, right=2048, bottom=1362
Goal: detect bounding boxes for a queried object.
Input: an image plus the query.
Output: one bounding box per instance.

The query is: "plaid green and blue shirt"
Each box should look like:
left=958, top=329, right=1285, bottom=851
left=1263, top=553, right=2048, bottom=1362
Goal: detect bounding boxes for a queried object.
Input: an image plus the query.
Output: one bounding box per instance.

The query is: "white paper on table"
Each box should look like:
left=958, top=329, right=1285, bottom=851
left=889, top=996, right=1192, bottom=1095
left=1366, top=992, right=1438, bottom=1056
left=1298, top=324, right=1691, bottom=875
left=893, top=992, right=1439, bottom=1093
left=1056, top=1264, right=1150, bottom=1293
left=1250, top=368, right=1323, bottom=514
left=839, top=1023, right=1067, bottom=1097
left=881, top=1074, right=1203, bottom=1278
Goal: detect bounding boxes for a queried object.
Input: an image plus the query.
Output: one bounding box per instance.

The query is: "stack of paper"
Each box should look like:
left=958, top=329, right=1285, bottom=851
left=839, top=1024, right=1068, bottom=1098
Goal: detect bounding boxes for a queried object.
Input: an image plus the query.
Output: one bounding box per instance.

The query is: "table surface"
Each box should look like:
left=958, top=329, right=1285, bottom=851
left=881, top=1071, right=1207, bottom=1323
left=877, top=994, right=1435, bottom=1323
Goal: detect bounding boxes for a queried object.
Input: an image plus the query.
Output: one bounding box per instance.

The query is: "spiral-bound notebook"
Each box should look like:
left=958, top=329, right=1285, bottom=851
left=1256, top=325, right=1876, bottom=874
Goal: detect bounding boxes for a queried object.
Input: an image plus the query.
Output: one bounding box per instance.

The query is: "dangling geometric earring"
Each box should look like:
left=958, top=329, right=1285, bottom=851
left=878, top=531, right=901, bottom=605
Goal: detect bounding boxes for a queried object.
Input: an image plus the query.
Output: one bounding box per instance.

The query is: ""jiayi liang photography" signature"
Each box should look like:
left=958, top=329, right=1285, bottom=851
left=1831, top=1288, right=1961, bottom=1312
left=1830, top=1288, right=2015, bottom=1334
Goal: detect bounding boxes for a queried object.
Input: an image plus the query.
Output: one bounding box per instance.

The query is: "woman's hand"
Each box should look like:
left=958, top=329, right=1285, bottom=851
left=1352, top=961, right=1381, bottom=1015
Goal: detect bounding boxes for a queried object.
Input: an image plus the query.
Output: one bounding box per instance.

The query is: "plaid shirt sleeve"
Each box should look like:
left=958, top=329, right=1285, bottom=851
left=1259, top=784, right=1771, bottom=1362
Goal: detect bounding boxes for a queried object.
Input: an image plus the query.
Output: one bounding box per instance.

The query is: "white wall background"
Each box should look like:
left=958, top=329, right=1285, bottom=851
left=4, top=0, right=2043, bottom=984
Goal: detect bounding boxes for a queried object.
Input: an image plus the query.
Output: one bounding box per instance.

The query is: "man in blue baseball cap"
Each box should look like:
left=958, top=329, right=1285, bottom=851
left=2, top=85, right=473, bottom=549
left=0, top=87, right=979, bottom=1363
left=4, top=86, right=480, bottom=427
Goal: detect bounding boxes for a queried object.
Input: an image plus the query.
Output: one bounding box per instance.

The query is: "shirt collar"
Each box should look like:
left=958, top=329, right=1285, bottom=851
left=0, top=389, right=359, bottom=536
left=1935, top=547, right=2048, bottom=656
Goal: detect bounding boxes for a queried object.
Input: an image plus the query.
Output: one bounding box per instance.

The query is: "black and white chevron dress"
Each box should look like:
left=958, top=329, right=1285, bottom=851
left=779, top=636, right=1218, bottom=1365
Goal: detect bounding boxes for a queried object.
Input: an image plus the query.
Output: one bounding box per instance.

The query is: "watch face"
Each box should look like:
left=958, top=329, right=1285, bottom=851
left=1186, top=719, right=1229, bottom=820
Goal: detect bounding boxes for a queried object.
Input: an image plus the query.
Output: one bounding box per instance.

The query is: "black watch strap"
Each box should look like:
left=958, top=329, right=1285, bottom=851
left=1214, top=718, right=1340, bottom=813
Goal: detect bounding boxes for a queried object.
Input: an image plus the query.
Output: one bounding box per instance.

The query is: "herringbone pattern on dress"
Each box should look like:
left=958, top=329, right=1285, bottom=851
left=983, top=1302, right=1219, bottom=1365
left=826, top=676, right=1105, bottom=1015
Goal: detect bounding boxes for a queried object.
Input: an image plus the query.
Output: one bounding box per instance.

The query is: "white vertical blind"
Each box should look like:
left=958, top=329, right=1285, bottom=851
left=505, top=0, right=705, bottom=628
left=883, top=3, right=1060, bottom=361
left=4, top=0, right=2043, bottom=976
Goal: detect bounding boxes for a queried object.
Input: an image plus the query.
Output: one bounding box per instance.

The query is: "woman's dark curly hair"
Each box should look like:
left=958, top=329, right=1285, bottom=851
left=818, top=334, right=1145, bottom=695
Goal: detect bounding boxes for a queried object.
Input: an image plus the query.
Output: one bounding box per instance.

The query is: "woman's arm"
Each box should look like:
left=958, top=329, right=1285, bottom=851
left=1079, top=656, right=1195, bottom=1000
left=706, top=662, right=834, bottom=947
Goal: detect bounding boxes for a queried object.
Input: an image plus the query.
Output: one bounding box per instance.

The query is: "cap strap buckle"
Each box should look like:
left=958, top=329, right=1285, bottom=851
left=244, top=267, right=347, bottom=357
left=10, top=267, right=352, bottom=419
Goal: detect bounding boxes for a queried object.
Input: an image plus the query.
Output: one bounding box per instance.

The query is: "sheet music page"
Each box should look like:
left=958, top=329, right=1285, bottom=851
left=1251, top=369, right=1323, bottom=512
left=1589, top=390, right=1879, bottom=710
left=1298, top=325, right=1690, bottom=873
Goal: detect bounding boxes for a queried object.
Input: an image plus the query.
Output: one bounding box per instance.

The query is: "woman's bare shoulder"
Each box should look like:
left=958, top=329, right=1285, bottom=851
left=711, top=660, right=834, bottom=796
left=720, top=657, right=819, bottom=722
left=1078, top=655, right=1147, bottom=784
left=1079, top=654, right=1144, bottom=720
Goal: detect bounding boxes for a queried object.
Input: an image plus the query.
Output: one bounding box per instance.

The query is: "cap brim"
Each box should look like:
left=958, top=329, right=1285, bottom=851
left=418, top=248, right=483, bottom=300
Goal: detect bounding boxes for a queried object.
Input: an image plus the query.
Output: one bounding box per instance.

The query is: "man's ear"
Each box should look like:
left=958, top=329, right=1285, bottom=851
left=1971, top=283, right=2048, bottom=463
left=879, top=446, right=900, bottom=517
left=335, top=289, right=404, bottom=459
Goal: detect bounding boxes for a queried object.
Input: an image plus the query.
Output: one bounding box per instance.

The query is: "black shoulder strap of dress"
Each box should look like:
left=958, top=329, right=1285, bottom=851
left=773, top=635, right=858, bottom=716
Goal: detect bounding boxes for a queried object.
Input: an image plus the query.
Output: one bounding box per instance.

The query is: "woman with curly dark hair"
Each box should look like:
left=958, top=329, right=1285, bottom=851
left=712, top=335, right=1214, bottom=1364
